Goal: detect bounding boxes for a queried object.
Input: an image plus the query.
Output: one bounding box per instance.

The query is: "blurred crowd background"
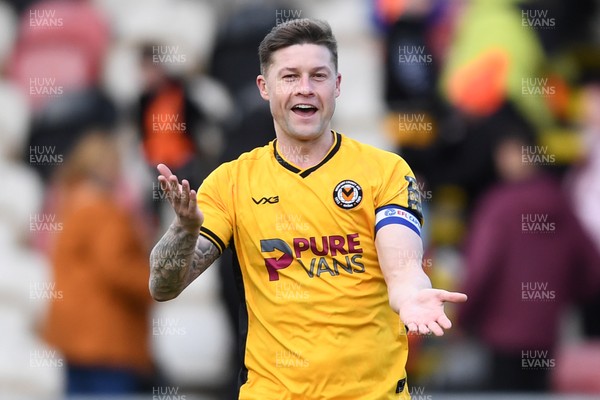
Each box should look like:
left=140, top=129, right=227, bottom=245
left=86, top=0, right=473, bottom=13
left=1, top=0, right=600, bottom=399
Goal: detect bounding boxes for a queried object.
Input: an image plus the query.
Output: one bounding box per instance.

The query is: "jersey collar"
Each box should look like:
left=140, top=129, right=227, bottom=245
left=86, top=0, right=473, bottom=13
left=273, top=131, right=342, bottom=178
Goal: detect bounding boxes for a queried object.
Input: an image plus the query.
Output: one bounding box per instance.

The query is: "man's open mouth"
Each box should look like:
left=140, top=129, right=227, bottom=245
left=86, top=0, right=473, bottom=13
left=291, top=104, right=318, bottom=117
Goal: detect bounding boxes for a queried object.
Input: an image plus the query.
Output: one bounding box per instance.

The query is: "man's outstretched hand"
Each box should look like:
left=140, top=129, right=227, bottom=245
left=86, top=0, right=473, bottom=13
left=397, top=289, right=467, bottom=336
left=156, top=163, right=204, bottom=234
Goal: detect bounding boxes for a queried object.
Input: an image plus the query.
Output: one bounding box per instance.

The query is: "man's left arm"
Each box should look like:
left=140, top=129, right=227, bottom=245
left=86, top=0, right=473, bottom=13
left=376, top=224, right=467, bottom=336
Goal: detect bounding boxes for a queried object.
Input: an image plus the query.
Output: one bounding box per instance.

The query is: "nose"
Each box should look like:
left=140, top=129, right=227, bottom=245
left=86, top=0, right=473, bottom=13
left=296, top=74, right=314, bottom=96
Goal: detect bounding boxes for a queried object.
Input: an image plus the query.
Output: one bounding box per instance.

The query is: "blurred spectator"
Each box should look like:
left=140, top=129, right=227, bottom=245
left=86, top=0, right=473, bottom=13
left=440, top=0, right=552, bottom=131
left=568, top=82, right=600, bottom=337
left=458, top=121, right=600, bottom=392
left=42, top=131, right=154, bottom=395
left=7, top=0, right=109, bottom=111
left=137, top=43, right=215, bottom=230
left=138, top=43, right=212, bottom=191
left=209, top=4, right=276, bottom=163
left=26, top=87, right=118, bottom=183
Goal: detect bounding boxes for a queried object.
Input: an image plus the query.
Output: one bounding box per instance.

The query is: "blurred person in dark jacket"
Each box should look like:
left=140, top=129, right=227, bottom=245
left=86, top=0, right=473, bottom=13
left=137, top=43, right=214, bottom=231
left=458, top=121, right=600, bottom=392
left=43, top=131, right=154, bottom=395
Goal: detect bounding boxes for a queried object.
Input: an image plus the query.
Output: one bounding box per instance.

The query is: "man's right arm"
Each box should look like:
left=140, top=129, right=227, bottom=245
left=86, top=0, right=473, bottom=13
left=149, top=223, right=220, bottom=301
left=149, top=163, right=220, bottom=301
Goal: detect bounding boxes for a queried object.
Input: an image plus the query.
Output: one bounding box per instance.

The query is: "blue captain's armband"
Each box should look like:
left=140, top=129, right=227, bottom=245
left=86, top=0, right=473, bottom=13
left=375, top=205, right=421, bottom=237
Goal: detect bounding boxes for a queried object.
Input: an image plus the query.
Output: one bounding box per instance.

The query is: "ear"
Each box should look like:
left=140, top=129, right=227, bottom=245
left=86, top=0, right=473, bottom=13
left=256, top=74, right=270, bottom=101
left=334, top=72, right=341, bottom=98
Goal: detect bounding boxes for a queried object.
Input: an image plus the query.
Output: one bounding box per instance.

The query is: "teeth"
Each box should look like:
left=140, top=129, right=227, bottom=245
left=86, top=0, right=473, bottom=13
left=294, top=104, right=315, bottom=109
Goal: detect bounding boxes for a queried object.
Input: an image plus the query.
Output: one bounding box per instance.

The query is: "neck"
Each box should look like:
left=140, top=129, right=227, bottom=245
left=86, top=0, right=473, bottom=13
left=276, top=130, right=335, bottom=169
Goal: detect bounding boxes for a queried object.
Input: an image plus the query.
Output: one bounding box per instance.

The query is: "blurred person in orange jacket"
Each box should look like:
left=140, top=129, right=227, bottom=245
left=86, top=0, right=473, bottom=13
left=137, top=43, right=213, bottom=229
left=43, top=130, right=154, bottom=395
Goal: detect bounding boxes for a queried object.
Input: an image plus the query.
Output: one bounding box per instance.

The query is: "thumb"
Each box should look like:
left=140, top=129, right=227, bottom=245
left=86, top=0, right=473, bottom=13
left=438, top=290, right=468, bottom=304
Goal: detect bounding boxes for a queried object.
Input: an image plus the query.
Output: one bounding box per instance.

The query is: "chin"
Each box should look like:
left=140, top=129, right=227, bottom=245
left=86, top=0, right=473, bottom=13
left=288, top=124, right=327, bottom=140
left=290, top=131, right=322, bottom=142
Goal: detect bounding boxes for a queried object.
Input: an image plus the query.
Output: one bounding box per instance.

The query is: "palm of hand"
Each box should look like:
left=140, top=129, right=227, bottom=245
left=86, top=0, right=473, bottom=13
left=398, top=288, right=466, bottom=336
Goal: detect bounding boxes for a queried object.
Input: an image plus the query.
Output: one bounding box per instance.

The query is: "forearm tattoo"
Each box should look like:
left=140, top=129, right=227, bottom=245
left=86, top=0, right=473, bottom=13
left=149, top=224, right=219, bottom=299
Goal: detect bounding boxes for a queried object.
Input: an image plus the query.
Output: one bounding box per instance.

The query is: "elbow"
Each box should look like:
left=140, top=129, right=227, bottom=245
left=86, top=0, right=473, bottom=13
left=150, top=291, right=178, bottom=302
left=148, top=280, right=181, bottom=302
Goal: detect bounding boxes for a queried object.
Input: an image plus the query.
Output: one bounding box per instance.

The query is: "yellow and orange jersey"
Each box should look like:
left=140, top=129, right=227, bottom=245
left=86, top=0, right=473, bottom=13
left=197, top=131, right=423, bottom=400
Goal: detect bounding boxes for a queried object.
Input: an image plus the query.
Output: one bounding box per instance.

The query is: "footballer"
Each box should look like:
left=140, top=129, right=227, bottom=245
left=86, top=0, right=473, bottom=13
left=150, top=18, right=467, bottom=400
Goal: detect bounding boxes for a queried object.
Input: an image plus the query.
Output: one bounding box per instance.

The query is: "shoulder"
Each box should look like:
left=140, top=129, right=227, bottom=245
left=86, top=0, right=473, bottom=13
left=234, top=141, right=274, bottom=165
left=201, top=141, right=274, bottom=185
left=339, top=133, right=412, bottom=172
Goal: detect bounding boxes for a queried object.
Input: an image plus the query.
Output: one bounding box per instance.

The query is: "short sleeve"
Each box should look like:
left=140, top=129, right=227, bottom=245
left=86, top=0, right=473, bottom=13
left=373, top=155, right=424, bottom=236
left=196, top=163, right=234, bottom=253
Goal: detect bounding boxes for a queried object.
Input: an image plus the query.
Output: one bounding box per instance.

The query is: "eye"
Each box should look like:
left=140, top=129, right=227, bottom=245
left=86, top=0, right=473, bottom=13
left=282, top=75, right=298, bottom=82
left=313, top=73, right=327, bottom=80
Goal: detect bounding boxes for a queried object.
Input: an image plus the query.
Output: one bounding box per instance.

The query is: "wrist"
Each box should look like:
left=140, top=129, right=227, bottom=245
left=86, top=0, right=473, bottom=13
left=172, top=219, right=201, bottom=235
left=389, top=288, right=416, bottom=313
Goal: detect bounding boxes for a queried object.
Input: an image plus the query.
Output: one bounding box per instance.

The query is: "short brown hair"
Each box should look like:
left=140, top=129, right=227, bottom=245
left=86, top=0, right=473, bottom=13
left=258, top=18, right=338, bottom=75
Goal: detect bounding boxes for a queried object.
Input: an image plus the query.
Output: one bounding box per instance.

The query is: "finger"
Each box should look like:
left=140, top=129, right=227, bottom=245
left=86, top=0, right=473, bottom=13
left=418, top=324, right=430, bottom=335
left=164, top=176, right=183, bottom=209
left=427, top=321, right=444, bottom=337
left=157, top=175, right=170, bottom=192
left=439, top=291, right=468, bottom=304
left=437, top=314, right=452, bottom=330
left=168, top=175, right=181, bottom=194
left=157, top=163, right=174, bottom=178
left=181, top=179, right=191, bottom=201
left=187, top=190, right=198, bottom=214
left=406, top=323, right=418, bottom=335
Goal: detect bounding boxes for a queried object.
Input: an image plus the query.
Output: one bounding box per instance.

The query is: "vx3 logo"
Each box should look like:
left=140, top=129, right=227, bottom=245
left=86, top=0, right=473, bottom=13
left=253, top=196, right=279, bottom=205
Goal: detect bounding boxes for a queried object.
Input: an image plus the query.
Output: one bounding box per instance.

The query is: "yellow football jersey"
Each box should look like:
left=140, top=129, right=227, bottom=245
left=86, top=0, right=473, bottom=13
left=197, top=131, right=423, bottom=400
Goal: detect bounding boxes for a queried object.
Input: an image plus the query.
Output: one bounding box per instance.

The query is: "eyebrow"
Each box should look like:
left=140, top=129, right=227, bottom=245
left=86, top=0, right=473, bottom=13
left=278, top=66, right=331, bottom=74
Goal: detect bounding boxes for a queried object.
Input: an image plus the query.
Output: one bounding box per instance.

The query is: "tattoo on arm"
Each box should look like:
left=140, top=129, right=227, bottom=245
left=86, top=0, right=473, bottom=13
left=149, top=223, right=220, bottom=300
left=188, top=237, right=220, bottom=282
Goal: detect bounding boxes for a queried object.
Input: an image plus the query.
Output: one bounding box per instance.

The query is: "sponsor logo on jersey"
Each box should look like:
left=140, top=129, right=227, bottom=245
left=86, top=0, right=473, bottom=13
left=260, top=234, right=364, bottom=281
left=333, top=180, right=362, bottom=209
left=252, top=196, right=279, bottom=204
